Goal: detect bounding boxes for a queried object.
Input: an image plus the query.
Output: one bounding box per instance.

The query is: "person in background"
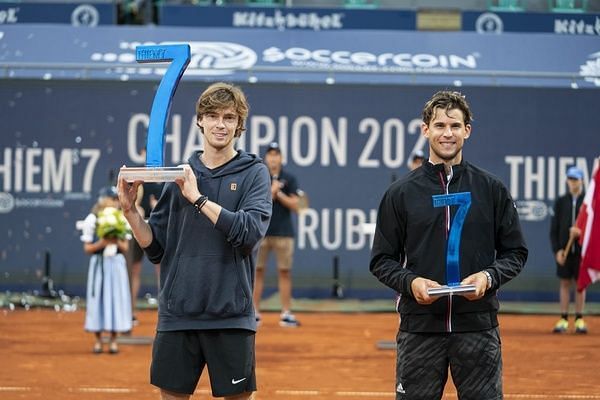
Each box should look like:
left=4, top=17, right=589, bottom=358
left=408, top=149, right=425, bottom=171
left=370, top=90, right=527, bottom=400
left=118, top=82, right=271, bottom=399
left=117, top=0, right=148, bottom=24
left=127, top=148, right=163, bottom=326
left=253, top=142, right=301, bottom=328
left=550, top=166, right=587, bottom=334
left=80, top=186, right=132, bottom=354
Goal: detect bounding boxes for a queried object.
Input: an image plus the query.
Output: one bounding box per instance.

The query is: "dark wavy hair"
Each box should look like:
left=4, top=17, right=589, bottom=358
left=422, top=90, right=473, bottom=126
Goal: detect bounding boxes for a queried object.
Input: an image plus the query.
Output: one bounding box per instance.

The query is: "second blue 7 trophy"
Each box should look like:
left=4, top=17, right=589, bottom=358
left=427, top=192, right=477, bottom=296
left=119, top=44, right=191, bottom=182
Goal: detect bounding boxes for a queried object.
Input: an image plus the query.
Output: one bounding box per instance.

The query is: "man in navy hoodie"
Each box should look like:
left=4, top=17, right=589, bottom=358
left=118, top=82, right=272, bottom=400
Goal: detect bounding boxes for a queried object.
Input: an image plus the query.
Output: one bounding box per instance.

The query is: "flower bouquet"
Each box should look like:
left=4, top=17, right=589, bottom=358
left=96, top=207, right=131, bottom=240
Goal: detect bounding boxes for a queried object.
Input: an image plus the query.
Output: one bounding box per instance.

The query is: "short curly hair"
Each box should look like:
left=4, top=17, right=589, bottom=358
left=422, top=90, right=473, bottom=126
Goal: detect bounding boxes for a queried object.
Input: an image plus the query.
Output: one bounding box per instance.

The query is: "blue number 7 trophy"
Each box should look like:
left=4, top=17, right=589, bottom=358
left=119, top=44, right=191, bottom=182
left=427, top=192, right=477, bottom=296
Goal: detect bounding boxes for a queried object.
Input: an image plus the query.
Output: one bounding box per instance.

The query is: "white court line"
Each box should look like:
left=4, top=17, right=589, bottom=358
left=0, top=387, right=31, bottom=392
left=69, top=387, right=136, bottom=393
left=444, top=394, right=600, bottom=399
left=275, top=391, right=600, bottom=399
left=505, top=396, right=600, bottom=399
left=277, top=390, right=394, bottom=397
left=275, top=390, right=321, bottom=396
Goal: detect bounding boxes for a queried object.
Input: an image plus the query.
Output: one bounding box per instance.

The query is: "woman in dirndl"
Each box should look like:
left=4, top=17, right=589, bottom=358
left=80, top=187, right=132, bottom=354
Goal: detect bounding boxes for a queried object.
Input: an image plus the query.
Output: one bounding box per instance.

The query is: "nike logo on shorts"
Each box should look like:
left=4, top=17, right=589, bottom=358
left=232, top=377, right=247, bottom=385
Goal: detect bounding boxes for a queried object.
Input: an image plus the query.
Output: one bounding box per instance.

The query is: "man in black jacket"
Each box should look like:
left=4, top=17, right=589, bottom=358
left=370, top=91, right=527, bottom=400
left=550, top=166, right=586, bottom=334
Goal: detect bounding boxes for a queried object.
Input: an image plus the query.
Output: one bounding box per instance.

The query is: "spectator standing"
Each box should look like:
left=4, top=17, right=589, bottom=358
left=253, top=142, right=301, bottom=327
left=550, top=166, right=587, bottom=334
left=408, top=149, right=425, bottom=171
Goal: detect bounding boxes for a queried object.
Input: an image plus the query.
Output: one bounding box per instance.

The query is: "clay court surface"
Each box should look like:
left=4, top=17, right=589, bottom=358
left=1, top=309, right=599, bottom=399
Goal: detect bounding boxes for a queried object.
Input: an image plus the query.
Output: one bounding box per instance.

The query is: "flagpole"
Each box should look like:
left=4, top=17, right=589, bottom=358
left=563, top=235, right=575, bottom=257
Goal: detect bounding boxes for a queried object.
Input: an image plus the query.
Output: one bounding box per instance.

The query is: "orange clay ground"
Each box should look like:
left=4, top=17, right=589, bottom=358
left=1, top=310, right=599, bottom=399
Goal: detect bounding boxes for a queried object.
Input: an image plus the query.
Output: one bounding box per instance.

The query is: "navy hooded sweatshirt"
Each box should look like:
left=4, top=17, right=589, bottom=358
left=144, top=150, right=272, bottom=332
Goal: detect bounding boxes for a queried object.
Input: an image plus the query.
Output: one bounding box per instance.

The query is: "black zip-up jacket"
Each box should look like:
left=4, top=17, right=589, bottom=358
left=370, top=160, right=528, bottom=333
left=549, top=191, right=584, bottom=260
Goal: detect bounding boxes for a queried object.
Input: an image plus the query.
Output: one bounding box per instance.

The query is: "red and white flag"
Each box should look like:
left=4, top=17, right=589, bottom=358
left=577, top=159, right=600, bottom=291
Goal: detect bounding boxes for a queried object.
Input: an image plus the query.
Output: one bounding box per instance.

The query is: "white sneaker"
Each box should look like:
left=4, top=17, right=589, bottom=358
left=279, top=311, right=300, bottom=327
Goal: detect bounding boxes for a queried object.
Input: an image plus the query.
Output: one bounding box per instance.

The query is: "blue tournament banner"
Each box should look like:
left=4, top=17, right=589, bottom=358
left=0, top=25, right=598, bottom=88
left=1, top=80, right=600, bottom=300
left=0, top=2, right=116, bottom=26
left=0, top=24, right=599, bottom=299
left=158, top=4, right=415, bottom=31
left=463, top=10, right=600, bottom=35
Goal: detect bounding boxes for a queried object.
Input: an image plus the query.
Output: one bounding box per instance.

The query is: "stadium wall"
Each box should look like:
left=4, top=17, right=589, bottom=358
left=0, top=24, right=598, bottom=300
left=1, top=80, right=599, bottom=300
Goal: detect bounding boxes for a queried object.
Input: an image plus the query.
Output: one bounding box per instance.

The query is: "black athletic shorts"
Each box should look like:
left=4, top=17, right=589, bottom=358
left=150, top=329, right=256, bottom=397
left=395, top=328, right=502, bottom=400
left=556, top=253, right=581, bottom=280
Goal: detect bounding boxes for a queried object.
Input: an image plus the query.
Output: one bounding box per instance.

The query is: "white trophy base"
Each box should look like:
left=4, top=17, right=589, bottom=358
left=119, top=166, right=185, bottom=183
left=427, top=284, right=477, bottom=297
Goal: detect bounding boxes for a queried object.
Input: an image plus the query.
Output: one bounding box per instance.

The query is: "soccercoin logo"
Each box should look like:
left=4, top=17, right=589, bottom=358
left=91, top=41, right=257, bottom=77
left=185, top=42, right=257, bottom=76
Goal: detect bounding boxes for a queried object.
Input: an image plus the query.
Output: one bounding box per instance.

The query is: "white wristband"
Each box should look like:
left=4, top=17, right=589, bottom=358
left=482, top=270, right=493, bottom=290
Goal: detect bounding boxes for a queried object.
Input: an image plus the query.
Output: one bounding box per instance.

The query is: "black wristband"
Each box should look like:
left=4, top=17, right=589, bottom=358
left=193, top=195, right=208, bottom=213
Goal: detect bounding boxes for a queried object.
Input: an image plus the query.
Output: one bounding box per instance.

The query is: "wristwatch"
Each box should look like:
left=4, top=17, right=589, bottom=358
left=482, top=270, right=493, bottom=290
